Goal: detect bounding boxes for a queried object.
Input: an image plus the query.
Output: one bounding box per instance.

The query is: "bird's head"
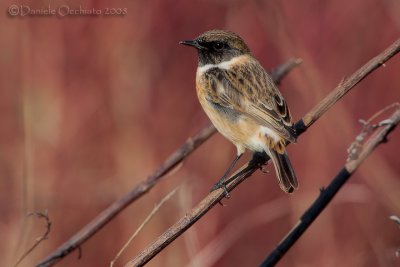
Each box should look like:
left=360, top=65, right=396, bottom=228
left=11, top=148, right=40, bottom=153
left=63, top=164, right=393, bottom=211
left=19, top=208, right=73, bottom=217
left=180, top=30, right=251, bottom=66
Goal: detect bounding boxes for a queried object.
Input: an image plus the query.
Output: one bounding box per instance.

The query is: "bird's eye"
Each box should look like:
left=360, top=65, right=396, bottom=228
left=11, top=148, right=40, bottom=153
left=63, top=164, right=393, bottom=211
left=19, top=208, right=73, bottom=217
left=213, top=42, right=224, bottom=50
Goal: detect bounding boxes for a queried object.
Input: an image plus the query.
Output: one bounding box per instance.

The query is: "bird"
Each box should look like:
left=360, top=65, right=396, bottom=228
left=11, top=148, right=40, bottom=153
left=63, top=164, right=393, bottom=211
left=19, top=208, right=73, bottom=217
left=180, top=30, right=298, bottom=194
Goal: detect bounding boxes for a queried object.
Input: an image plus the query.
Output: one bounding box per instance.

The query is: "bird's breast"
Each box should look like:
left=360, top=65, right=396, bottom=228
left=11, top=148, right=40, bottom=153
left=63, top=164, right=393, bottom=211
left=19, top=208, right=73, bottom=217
left=196, top=88, right=262, bottom=150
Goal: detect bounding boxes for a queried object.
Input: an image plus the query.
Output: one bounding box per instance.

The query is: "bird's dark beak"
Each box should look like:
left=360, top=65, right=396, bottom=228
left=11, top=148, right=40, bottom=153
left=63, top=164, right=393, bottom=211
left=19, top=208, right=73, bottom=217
left=179, top=40, right=205, bottom=50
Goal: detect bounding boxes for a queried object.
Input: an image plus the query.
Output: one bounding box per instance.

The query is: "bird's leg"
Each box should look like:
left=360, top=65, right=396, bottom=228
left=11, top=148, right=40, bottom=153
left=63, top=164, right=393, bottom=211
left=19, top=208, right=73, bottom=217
left=221, top=151, right=268, bottom=185
left=211, top=154, right=243, bottom=198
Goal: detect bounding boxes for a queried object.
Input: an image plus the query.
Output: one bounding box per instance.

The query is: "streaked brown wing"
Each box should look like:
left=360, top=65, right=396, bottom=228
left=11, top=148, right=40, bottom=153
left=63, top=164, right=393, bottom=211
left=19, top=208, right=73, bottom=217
left=204, top=60, right=296, bottom=143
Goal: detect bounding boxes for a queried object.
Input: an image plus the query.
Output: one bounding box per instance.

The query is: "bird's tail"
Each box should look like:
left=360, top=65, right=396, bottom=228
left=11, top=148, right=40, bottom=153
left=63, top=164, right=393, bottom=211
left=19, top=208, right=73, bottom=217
left=268, top=149, right=298, bottom=193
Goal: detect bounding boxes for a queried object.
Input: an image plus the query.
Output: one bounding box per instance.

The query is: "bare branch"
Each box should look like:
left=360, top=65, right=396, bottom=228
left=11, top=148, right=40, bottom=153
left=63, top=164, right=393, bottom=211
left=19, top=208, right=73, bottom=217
left=270, top=58, right=303, bottom=86
left=36, top=58, right=302, bottom=267
left=261, top=105, right=400, bottom=266
left=125, top=38, right=400, bottom=267
left=14, top=211, right=51, bottom=267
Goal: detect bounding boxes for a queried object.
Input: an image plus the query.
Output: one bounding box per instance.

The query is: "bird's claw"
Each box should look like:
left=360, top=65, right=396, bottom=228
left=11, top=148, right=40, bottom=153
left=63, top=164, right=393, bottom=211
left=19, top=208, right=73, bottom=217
left=260, top=165, right=269, bottom=174
left=211, top=181, right=231, bottom=200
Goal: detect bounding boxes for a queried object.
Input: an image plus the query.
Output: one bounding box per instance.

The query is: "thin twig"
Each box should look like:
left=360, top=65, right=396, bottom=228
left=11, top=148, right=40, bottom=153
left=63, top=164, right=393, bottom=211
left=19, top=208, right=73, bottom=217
left=125, top=38, right=400, bottom=267
left=110, top=188, right=179, bottom=267
left=261, top=106, right=400, bottom=266
left=390, top=215, right=400, bottom=258
left=390, top=215, right=400, bottom=226
left=347, top=103, right=400, bottom=161
left=14, top=210, right=52, bottom=267
left=36, top=58, right=302, bottom=267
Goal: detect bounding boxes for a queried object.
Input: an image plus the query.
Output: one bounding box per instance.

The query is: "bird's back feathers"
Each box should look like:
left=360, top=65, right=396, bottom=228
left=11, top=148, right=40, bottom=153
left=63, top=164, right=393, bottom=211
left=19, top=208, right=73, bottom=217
left=198, top=55, right=296, bottom=143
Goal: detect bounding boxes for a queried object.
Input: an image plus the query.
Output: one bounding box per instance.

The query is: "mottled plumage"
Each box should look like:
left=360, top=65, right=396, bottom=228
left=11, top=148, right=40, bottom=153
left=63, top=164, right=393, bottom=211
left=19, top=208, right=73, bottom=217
left=181, top=30, right=298, bottom=193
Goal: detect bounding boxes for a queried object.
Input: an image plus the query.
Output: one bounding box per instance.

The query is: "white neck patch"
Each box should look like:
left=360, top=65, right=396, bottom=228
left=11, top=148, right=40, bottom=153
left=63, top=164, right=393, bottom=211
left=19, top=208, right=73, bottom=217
left=197, top=55, right=247, bottom=76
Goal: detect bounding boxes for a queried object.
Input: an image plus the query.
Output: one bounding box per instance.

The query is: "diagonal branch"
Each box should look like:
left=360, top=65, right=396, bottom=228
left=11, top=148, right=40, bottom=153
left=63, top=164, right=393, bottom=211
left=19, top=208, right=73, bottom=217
left=36, top=58, right=302, bottom=267
left=261, top=105, right=400, bottom=266
left=124, top=38, right=400, bottom=267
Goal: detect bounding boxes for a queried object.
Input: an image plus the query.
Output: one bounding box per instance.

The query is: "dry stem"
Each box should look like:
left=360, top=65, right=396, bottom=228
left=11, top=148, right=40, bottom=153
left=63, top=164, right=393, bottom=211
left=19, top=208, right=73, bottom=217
left=15, top=211, right=51, bottom=267
left=110, top=188, right=178, bottom=267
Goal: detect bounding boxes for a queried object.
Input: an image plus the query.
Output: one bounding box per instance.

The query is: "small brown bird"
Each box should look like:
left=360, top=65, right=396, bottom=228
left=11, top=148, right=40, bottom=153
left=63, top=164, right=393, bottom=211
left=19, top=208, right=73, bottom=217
left=180, top=30, right=298, bottom=194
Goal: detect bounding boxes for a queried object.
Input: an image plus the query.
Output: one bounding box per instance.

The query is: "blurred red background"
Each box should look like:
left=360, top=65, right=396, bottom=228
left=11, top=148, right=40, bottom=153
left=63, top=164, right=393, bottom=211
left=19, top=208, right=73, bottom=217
left=1, top=0, right=400, bottom=266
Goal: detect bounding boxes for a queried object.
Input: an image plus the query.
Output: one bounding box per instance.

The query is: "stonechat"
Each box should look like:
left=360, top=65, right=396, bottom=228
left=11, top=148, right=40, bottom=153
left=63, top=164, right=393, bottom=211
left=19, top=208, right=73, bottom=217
left=180, top=30, right=298, bottom=194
